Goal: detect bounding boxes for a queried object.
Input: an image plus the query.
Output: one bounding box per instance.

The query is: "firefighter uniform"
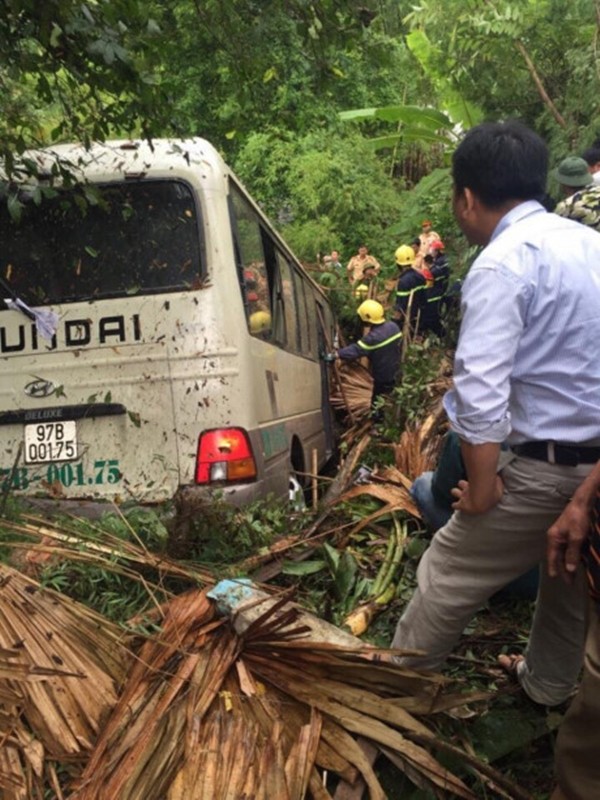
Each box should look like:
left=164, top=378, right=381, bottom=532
left=338, top=317, right=402, bottom=410
left=395, top=267, right=432, bottom=335
left=422, top=252, right=450, bottom=337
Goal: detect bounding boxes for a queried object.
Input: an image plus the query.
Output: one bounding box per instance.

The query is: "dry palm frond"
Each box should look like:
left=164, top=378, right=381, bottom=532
left=63, top=587, right=533, bottom=800
left=329, top=361, right=372, bottom=417
left=337, top=483, right=421, bottom=529
left=0, top=564, right=132, bottom=798
left=392, top=409, right=448, bottom=481
left=1, top=512, right=215, bottom=588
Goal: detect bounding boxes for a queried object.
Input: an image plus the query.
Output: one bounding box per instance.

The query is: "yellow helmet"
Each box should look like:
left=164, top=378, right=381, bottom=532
left=357, top=299, right=385, bottom=324
left=395, top=244, right=415, bottom=266
left=249, top=310, right=272, bottom=334
left=353, top=283, right=369, bottom=300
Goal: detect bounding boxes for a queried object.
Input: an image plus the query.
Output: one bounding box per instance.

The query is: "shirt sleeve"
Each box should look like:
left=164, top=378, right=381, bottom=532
left=443, top=259, right=531, bottom=444
left=338, top=341, right=363, bottom=361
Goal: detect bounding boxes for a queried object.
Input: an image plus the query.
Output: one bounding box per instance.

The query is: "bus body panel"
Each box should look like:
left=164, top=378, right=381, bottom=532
left=0, top=138, right=335, bottom=506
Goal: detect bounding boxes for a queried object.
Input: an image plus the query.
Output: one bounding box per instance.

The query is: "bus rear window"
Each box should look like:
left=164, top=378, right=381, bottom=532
left=0, top=179, right=203, bottom=305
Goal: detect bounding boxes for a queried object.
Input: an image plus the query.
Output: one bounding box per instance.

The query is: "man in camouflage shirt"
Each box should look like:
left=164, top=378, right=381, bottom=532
left=553, top=156, right=600, bottom=232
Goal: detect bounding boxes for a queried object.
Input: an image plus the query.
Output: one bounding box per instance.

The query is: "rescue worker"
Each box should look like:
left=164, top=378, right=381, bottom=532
left=421, top=240, right=450, bottom=338
left=325, top=299, right=402, bottom=421
left=249, top=310, right=272, bottom=337
left=393, top=244, right=433, bottom=337
left=419, top=219, right=441, bottom=257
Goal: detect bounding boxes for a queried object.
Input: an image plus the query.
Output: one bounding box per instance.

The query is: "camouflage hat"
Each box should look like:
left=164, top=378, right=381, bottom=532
left=552, top=156, right=593, bottom=188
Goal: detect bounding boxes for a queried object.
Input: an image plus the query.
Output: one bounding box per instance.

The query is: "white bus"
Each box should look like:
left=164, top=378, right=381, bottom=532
left=0, top=138, right=336, bottom=508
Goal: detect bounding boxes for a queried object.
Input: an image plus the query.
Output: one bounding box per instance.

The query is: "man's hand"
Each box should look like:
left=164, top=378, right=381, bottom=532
left=547, top=499, right=590, bottom=583
left=451, top=474, right=504, bottom=514
left=546, top=460, right=600, bottom=582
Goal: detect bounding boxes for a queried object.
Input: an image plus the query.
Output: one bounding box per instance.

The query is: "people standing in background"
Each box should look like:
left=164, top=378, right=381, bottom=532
left=553, top=156, right=600, bottom=233
left=552, top=156, right=593, bottom=198
left=329, top=249, right=343, bottom=270
left=581, top=144, right=600, bottom=185
left=419, top=220, right=441, bottom=257
left=346, top=244, right=380, bottom=285
left=410, top=237, right=424, bottom=269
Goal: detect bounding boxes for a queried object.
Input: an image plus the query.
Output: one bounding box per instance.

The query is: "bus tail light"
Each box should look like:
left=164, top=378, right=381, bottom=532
left=195, top=428, right=257, bottom=484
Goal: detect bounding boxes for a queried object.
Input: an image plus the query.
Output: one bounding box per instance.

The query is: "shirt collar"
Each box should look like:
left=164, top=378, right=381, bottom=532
left=490, top=200, right=546, bottom=242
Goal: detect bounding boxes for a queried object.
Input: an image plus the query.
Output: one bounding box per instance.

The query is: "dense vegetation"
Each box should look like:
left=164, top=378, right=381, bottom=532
left=1, top=0, right=599, bottom=267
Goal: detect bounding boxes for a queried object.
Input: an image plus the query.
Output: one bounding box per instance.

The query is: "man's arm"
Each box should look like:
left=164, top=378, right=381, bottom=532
left=547, top=460, right=600, bottom=582
left=451, top=440, right=503, bottom=514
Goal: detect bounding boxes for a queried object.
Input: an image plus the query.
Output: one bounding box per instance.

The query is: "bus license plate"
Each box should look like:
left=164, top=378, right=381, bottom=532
left=24, top=421, right=77, bottom=464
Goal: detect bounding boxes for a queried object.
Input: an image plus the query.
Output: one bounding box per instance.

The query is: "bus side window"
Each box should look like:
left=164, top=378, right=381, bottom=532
left=305, top=289, right=318, bottom=359
left=292, top=268, right=311, bottom=356
left=275, top=251, right=299, bottom=352
left=229, top=186, right=273, bottom=339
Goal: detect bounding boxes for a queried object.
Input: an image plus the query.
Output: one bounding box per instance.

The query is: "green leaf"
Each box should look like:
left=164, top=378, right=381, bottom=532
left=128, top=411, right=141, bottom=428
left=334, top=550, right=358, bottom=601
left=281, top=559, right=326, bottom=576
left=338, top=107, right=378, bottom=121
left=322, top=541, right=340, bottom=573
left=339, top=104, right=452, bottom=129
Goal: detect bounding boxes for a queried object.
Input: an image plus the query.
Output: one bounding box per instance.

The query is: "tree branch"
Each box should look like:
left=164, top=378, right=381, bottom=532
left=514, top=39, right=566, bottom=128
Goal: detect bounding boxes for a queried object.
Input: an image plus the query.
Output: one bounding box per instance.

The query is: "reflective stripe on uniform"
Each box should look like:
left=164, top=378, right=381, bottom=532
left=396, top=285, right=426, bottom=298
left=358, top=331, right=403, bottom=351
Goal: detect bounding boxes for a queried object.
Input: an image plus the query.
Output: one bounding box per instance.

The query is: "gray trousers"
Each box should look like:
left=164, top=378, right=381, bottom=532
left=392, top=454, right=590, bottom=705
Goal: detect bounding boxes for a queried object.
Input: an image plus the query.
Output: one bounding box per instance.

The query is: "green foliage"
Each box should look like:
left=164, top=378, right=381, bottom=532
left=0, top=0, right=170, bottom=170
left=393, top=338, right=446, bottom=428
left=100, top=506, right=169, bottom=550
left=402, top=0, right=600, bottom=153
left=389, top=167, right=455, bottom=243
left=38, top=556, right=154, bottom=624
left=33, top=509, right=173, bottom=624
left=175, top=494, right=301, bottom=568
left=404, top=29, right=485, bottom=129
left=234, top=129, right=403, bottom=263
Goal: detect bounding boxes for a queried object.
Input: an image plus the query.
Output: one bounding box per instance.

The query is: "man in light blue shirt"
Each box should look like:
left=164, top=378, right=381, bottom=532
left=392, top=121, right=600, bottom=708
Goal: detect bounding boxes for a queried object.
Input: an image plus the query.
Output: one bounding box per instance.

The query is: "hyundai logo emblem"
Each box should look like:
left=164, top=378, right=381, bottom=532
left=24, top=379, right=56, bottom=398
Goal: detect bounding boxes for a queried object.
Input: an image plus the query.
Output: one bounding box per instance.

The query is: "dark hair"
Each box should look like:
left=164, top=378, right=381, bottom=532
left=452, top=121, right=548, bottom=208
left=411, top=238, right=421, bottom=247
left=582, top=146, right=600, bottom=166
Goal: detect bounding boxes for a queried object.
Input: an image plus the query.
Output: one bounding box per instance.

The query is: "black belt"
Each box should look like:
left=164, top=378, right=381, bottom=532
left=511, top=441, right=600, bottom=466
